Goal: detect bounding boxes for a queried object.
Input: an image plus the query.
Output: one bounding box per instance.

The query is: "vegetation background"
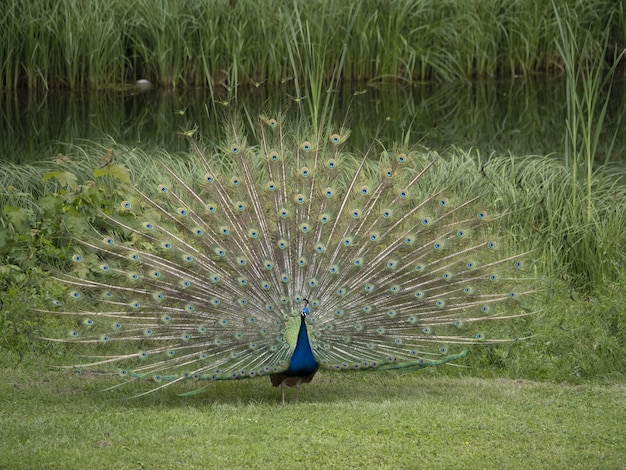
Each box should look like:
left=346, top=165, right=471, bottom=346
left=1, top=0, right=625, bottom=90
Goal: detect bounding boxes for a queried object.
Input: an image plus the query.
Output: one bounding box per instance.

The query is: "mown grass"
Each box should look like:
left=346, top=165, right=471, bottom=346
left=1, top=0, right=623, bottom=90
left=1, top=353, right=624, bottom=469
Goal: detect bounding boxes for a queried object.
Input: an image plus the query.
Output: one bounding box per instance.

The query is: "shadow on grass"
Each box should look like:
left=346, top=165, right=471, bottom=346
left=3, top=351, right=543, bottom=409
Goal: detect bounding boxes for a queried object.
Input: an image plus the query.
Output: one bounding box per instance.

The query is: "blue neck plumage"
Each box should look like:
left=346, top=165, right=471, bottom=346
left=285, top=306, right=318, bottom=376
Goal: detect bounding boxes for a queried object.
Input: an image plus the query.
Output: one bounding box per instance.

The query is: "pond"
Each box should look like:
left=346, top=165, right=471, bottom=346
left=1, top=78, right=625, bottom=165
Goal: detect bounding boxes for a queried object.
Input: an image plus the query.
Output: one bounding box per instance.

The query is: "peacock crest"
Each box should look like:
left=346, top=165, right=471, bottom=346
left=46, top=111, right=536, bottom=402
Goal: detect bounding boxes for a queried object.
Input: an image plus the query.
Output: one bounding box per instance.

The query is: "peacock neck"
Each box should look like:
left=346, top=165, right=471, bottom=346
left=285, top=315, right=318, bottom=377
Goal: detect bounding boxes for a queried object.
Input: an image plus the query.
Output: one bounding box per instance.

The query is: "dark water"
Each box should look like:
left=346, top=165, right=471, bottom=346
left=1, top=79, right=625, bottom=165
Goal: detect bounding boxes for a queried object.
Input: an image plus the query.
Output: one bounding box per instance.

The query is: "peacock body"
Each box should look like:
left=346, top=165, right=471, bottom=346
left=47, top=112, right=534, bottom=402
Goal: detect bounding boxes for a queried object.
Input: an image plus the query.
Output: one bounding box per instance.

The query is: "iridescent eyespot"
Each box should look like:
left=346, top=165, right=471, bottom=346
left=269, top=151, right=280, bottom=161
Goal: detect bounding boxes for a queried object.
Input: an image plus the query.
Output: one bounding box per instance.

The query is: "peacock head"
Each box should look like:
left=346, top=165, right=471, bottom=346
left=301, top=299, right=310, bottom=318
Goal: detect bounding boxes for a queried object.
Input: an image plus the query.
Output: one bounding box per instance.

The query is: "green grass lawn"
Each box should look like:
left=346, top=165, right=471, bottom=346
left=1, top=354, right=624, bottom=470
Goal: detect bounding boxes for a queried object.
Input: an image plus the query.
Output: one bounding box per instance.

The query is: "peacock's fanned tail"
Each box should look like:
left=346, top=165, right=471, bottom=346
left=46, top=114, right=535, bottom=394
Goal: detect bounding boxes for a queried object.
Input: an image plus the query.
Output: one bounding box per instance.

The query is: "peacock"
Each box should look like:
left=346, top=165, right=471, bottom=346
left=45, top=110, right=535, bottom=403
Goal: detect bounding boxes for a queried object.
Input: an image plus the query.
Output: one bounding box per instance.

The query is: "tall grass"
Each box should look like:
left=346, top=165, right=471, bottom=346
left=555, top=2, right=625, bottom=218
left=540, top=2, right=626, bottom=291
left=1, top=0, right=623, bottom=90
left=486, top=153, right=626, bottom=291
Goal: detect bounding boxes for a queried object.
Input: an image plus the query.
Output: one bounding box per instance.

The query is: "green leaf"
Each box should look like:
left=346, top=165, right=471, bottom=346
left=93, top=163, right=131, bottom=183
left=3, top=206, right=32, bottom=231
left=43, top=171, right=78, bottom=188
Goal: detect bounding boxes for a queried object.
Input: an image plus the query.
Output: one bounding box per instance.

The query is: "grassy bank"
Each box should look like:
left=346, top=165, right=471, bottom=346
left=1, top=0, right=624, bottom=90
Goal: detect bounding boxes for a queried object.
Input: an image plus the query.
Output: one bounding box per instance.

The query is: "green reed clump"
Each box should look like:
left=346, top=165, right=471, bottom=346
left=554, top=2, right=625, bottom=226
left=1, top=0, right=623, bottom=90
left=484, top=153, right=626, bottom=292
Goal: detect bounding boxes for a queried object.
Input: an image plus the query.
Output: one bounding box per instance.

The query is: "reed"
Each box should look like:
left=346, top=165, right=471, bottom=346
left=1, top=0, right=622, bottom=90
left=540, top=2, right=626, bottom=292
left=555, top=3, right=625, bottom=209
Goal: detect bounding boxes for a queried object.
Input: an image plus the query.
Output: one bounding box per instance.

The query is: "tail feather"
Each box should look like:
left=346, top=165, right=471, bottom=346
left=44, top=111, right=537, bottom=395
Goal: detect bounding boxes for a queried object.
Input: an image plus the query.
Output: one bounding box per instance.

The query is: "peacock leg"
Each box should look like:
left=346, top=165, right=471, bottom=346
left=295, top=378, right=303, bottom=403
